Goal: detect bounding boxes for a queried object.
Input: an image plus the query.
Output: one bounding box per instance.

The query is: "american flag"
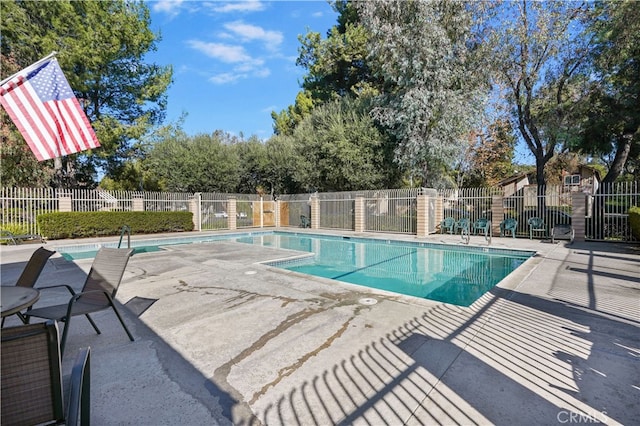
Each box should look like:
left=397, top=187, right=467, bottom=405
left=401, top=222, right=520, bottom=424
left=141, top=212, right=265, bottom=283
left=0, top=57, right=100, bottom=161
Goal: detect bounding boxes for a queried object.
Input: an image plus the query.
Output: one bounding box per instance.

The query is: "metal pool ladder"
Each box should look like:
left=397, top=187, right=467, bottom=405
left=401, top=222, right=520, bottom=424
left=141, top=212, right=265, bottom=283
left=118, top=225, right=131, bottom=249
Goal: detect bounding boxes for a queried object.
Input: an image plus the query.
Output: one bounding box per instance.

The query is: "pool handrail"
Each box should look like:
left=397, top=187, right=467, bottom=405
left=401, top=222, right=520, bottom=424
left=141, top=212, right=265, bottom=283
left=118, top=225, right=131, bottom=249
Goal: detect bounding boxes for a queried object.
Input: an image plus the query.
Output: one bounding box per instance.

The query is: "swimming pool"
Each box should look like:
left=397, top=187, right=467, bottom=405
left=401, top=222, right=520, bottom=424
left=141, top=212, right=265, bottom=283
left=56, top=231, right=533, bottom=306
left=238, top=233, right=533, bottom=306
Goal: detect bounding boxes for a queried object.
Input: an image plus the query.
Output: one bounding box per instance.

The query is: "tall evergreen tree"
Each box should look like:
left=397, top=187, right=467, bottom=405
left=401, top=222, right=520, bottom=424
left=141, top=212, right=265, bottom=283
left=0, top=0, right=172, bottom=188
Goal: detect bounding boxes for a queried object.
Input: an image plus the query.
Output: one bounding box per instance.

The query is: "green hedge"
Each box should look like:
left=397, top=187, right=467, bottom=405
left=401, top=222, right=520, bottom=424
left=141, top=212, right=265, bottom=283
left=37, top=211, right=193, bottom=240
left=629, top=206, right=640, bottom=241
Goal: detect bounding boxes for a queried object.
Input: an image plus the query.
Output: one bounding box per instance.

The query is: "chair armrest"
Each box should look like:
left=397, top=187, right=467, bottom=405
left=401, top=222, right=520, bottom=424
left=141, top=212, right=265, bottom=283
left=67, top=347, right=91, bottom=426
left=36, top=284, right=77, bottom=295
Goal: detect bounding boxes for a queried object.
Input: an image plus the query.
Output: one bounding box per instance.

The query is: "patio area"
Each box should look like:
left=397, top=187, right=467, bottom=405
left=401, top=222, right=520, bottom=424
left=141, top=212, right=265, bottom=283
left=1, top=230, right=638, bottom=425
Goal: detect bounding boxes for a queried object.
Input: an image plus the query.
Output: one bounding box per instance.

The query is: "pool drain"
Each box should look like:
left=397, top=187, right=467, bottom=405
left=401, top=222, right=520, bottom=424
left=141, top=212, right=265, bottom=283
left=359, top=297, right=378, bottom=305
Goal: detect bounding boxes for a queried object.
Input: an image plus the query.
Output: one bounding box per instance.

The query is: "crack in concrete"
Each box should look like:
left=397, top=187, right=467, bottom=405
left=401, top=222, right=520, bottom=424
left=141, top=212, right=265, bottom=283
left=248, top=317, right=353, bottom=405
left=211, top=307, right=326, bottom=424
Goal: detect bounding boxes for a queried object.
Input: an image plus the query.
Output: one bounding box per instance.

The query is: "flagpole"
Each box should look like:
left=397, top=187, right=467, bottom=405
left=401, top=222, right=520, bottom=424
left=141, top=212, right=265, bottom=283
left=0, top=51, right=57, bottom=86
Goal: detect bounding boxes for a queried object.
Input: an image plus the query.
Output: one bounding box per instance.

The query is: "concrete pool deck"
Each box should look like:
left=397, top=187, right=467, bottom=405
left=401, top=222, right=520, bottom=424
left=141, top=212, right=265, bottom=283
left=1, top=229, right=638, bottom=425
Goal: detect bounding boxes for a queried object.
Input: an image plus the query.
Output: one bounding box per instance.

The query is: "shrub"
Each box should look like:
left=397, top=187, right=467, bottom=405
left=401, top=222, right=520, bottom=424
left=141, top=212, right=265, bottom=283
left=629, top=206, right=640, bottom=241
left=37, top=211, right=193, bottom=240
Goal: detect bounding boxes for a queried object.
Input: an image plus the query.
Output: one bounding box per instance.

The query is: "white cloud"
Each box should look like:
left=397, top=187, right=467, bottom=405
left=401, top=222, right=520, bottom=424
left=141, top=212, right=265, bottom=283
left=151, top=0, right=185, bottom=15
left=209, top=72, right=244, bottom=84
left=208, top=1, right=265, bottom=13
left=187, top=40, right=252, bottom=63
left=224, top=21, right=283, bottom=49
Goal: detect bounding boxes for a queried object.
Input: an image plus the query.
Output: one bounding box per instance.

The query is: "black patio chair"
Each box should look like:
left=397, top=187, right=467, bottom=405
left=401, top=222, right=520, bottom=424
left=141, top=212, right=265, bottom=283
left=1, top=320, right=90, bottom=426
left=1, top=246, right=56, bottom=327
left=26, top=247, right=135, bottom=356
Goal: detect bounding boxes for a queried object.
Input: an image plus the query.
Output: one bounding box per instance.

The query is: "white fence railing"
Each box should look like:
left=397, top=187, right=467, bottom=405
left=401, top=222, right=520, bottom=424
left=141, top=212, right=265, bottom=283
left=1, top=183, right=637, bottom=242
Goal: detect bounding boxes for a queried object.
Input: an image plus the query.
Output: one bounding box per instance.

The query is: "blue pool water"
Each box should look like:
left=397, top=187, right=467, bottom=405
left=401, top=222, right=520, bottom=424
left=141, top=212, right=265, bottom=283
left=56, top=231, right=533, bottom=306
left=236, top=233, right=532, bottom=306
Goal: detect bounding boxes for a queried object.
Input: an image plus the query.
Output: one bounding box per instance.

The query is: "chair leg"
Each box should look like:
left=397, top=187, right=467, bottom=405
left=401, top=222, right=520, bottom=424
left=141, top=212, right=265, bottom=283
left=110, top=305, right=135, bottom=342
left=60, top=318, right=71, bottom=357
left=85, top=314, right=102, bottom=335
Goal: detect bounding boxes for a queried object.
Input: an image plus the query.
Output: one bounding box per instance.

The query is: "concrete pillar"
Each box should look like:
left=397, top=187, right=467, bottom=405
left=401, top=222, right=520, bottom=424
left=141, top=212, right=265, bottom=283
left=274, top=200, right=281, bottom=227
left=190, top=193, right=201, bottom=231
left=132, top=195, right=144, bottom=212
left=416, top=194, right=429, bottom=237
left=491, top=195, right=504, bottom=236
left=310, top=195, right=320, bottom=229
left=228, top=197, right=237, bottom=230
left=571, top=192, right=586, bottom=242
left=354, top=196, right=365, bottom=233
left=58, top=193, right=72, bottom=212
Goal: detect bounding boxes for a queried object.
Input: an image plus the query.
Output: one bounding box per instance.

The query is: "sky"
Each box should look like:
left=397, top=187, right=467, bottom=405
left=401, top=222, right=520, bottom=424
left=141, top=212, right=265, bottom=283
left=146, top=0, right=339, bottom=140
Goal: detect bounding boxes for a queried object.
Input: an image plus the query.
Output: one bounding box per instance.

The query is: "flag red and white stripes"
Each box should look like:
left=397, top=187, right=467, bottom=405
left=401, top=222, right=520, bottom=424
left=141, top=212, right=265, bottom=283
left=0, top=57, right=100, bottom=161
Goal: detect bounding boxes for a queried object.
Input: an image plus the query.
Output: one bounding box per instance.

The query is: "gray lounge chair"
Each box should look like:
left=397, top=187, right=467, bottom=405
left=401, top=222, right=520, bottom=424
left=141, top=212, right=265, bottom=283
left=26, top=247, right=135, bottom=355
left=1, top=320, right=90, bottom=426
left=0, top=229, right=45, bottom=245
left=1, top=246, right=56, bottom=327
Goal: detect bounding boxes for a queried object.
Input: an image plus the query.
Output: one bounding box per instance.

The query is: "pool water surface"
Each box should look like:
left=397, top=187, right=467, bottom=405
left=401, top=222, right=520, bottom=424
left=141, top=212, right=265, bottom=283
left=236, top=233, right=533, bottom=307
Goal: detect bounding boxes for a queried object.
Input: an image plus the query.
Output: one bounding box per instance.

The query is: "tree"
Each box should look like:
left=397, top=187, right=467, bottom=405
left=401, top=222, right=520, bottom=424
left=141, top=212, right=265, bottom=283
left=573, top=0, right=640, bottom=184
left=0, top=0, right=172, bottom=188
left=356, top=0, right=489, bottom=188
left=270, top=91, right=314, bottom=136
left=458, top=118, right=516, bottom=187
left=144, top=131, right=241, bottom=193
left=292, top=97, right=400, bottom=192
left=273, top=1, right=380, bottom=136
left=297, top=0, right=376, bottom=102
left=487, top=1, right=592, bottom=197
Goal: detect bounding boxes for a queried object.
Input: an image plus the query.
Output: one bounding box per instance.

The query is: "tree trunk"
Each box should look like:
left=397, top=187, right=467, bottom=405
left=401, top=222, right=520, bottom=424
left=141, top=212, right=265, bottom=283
left=602, top=134, right=633, bottom=184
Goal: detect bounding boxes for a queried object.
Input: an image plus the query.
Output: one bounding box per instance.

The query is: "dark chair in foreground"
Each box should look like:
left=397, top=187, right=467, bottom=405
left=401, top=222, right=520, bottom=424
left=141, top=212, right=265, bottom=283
left=1, top=247, right=56, bottom=327
left=440, top=217, right=455, bottom=234
left=300, top=215, right=311, bottom=228
left=500, top=218, right=518, bottom=238
left=528, top=217, right=547, bottom=240
left=472, top=218, right=491, bottom=238
left=1, top=320, right=90, bottom=426
left=0, top=229, right=45, bottom=245
left=455, top=217, right=470, bottom=236
left=26, top=247, right=135, bottom=355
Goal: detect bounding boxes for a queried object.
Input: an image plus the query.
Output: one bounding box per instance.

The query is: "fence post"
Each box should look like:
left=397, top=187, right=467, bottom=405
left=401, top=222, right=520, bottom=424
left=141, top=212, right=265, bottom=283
left=571, top=192, right=586, bottom=242
left=228, top=197, right=237, bottom=230
left=354, top=196, right=365, bottom=233
left=132, top=194, right=144, bottom=212
left=416, top=194, right=428, bottom=237
left=190, top=193, right=201, bottom=231
left=274, top=200, right=281, bottom=227
left=491, top=195, right=504, bottom=236
left=310, top=195, right=320, bottom=229
left=58, top=192, right=72, bottom=212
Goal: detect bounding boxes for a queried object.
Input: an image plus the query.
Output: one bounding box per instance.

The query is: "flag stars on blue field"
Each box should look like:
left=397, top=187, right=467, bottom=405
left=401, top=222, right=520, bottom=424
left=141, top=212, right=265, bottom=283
left=28, top=61, right=74, bottom=102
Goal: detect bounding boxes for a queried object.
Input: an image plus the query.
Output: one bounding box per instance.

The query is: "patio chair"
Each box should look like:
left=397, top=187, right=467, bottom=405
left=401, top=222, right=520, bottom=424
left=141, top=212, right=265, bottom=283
left=1, top=247, right=56, bottom=327
left=455, top=217, right=470, bottom=236
left=440, top=217, right=455, bottom=234
left=26, top=247, right=135, bottom=356
left=552, top=224, right=575, bottom=244
left=300, top=215, right=311, bottom=228
left=0, top=229, right=45, bottom=245
left=472, top=217, right=491, bottom=237
left=499, top=218, right=518, bottom=238
left=528, top=217, right=547, bottom=240
left=1, top=320, right=90, bottom=426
